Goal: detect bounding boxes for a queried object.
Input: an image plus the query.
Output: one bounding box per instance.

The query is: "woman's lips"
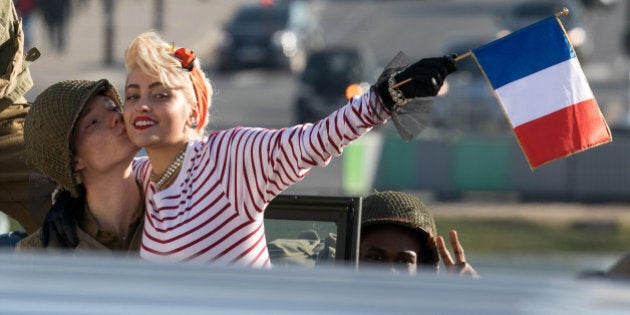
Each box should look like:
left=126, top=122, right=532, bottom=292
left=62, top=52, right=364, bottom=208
left=133, top=117, right=156, bottom=130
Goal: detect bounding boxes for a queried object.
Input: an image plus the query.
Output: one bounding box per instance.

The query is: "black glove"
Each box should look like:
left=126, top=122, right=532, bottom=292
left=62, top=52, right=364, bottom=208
left=376, top=54, right=457, bottom=110
left=39, top=190, right=81, bottom=248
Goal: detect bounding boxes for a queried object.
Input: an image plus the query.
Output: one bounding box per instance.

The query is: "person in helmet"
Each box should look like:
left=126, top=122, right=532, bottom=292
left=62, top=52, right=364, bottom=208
left=359, top=190, right=477, bottom=276
left=15, top=79, right=144, bottom=253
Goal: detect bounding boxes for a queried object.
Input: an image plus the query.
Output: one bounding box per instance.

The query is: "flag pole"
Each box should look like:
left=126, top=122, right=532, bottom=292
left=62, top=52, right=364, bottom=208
left=556, top=7, right=569, bottom=17
left=455, top=52, right=471, bottom=62
left=391, top=8, right=569, bottom=90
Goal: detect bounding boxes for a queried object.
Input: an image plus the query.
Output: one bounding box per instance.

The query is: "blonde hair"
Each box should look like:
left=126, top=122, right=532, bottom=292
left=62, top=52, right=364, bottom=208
left=124, top=31, right=213, bottom=133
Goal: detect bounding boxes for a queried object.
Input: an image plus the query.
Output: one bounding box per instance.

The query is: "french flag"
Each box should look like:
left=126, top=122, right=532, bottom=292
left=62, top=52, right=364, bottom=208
left=472, top=15, right=611, bottom=169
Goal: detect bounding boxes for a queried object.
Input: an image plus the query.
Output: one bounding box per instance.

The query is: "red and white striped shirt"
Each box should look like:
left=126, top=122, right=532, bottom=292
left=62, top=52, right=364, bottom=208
left=134, top=91, right=389, bottom=267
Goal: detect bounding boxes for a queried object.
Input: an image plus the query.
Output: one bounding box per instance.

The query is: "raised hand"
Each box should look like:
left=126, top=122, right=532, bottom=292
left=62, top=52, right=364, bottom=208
left=376, top=54, right=457, bottom=110
left=436, top=229, right=478, bottom=278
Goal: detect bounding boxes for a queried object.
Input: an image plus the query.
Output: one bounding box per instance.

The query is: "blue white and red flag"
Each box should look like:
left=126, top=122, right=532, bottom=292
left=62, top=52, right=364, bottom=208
left=472, top=15, right=611, bottom=169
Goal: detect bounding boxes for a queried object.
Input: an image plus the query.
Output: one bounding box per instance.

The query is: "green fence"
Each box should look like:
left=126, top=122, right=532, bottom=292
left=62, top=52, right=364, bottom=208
left=347, top=129, right=630, bottom=201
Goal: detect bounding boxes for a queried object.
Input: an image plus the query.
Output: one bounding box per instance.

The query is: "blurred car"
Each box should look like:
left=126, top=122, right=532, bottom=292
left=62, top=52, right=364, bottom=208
left=495, top=0, right=594, bottom=63
left=580, top=0, right=620, bottom=9
left=216, top=1, right=325, bottom=73
left=293, top=46, right=378, bottom=124
left=433, top=37, right=510, bottom=134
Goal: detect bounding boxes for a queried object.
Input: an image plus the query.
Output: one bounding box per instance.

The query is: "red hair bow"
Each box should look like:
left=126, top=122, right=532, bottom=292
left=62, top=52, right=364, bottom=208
left=174, top=47, right=208, bottom=132
left=174, top=48, right=195, bottom=70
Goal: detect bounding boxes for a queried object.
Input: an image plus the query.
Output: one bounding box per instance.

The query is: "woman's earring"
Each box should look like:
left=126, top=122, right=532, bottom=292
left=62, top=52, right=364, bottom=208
left=190, top=119, right=198, bottom=129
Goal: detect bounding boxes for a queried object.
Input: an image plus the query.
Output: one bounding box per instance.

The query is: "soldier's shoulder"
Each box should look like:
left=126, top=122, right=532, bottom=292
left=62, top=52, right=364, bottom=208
left=14, top=230, right=44, bottom=251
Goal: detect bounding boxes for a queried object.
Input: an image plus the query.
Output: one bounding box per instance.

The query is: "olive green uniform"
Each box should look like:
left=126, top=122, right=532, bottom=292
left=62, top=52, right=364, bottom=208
left=15, top=202, right=144, bottom=254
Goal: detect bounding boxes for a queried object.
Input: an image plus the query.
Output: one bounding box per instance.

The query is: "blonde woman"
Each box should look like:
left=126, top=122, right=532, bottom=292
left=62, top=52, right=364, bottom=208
left=123, top=32, right=456, bottom=266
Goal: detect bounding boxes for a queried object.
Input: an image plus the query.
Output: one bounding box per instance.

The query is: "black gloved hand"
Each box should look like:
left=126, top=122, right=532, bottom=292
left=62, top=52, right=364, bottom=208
left=39, top=190, right=81, bottom=248
left=376, top=54, right=457, bottom=110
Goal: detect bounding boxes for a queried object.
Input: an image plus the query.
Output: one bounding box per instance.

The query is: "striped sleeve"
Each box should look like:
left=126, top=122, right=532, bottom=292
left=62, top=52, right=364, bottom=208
left=214, top=90, right=389, bottom=220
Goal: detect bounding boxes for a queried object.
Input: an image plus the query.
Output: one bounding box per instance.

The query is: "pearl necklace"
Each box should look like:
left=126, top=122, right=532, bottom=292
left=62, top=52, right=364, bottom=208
left=151, top=147, right=186, bottom=190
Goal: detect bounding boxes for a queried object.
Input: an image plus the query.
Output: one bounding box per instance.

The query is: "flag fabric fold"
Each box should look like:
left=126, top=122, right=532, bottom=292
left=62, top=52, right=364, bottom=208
left=471, top=15, right=611, bottom=169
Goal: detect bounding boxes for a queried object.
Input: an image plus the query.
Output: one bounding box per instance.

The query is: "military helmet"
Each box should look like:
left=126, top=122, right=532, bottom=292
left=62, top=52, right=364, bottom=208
left=24, top=79, right=122, bottom=197
left=361, top=190, right=438, bottom=267
left=361, top=190, right=437, bottom=237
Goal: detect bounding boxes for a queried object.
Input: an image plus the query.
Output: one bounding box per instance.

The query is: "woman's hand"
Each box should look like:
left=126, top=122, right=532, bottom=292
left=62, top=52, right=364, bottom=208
left=375, top=54, right=457, bottom=110
left=436, top=229, right=478, bottom=278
